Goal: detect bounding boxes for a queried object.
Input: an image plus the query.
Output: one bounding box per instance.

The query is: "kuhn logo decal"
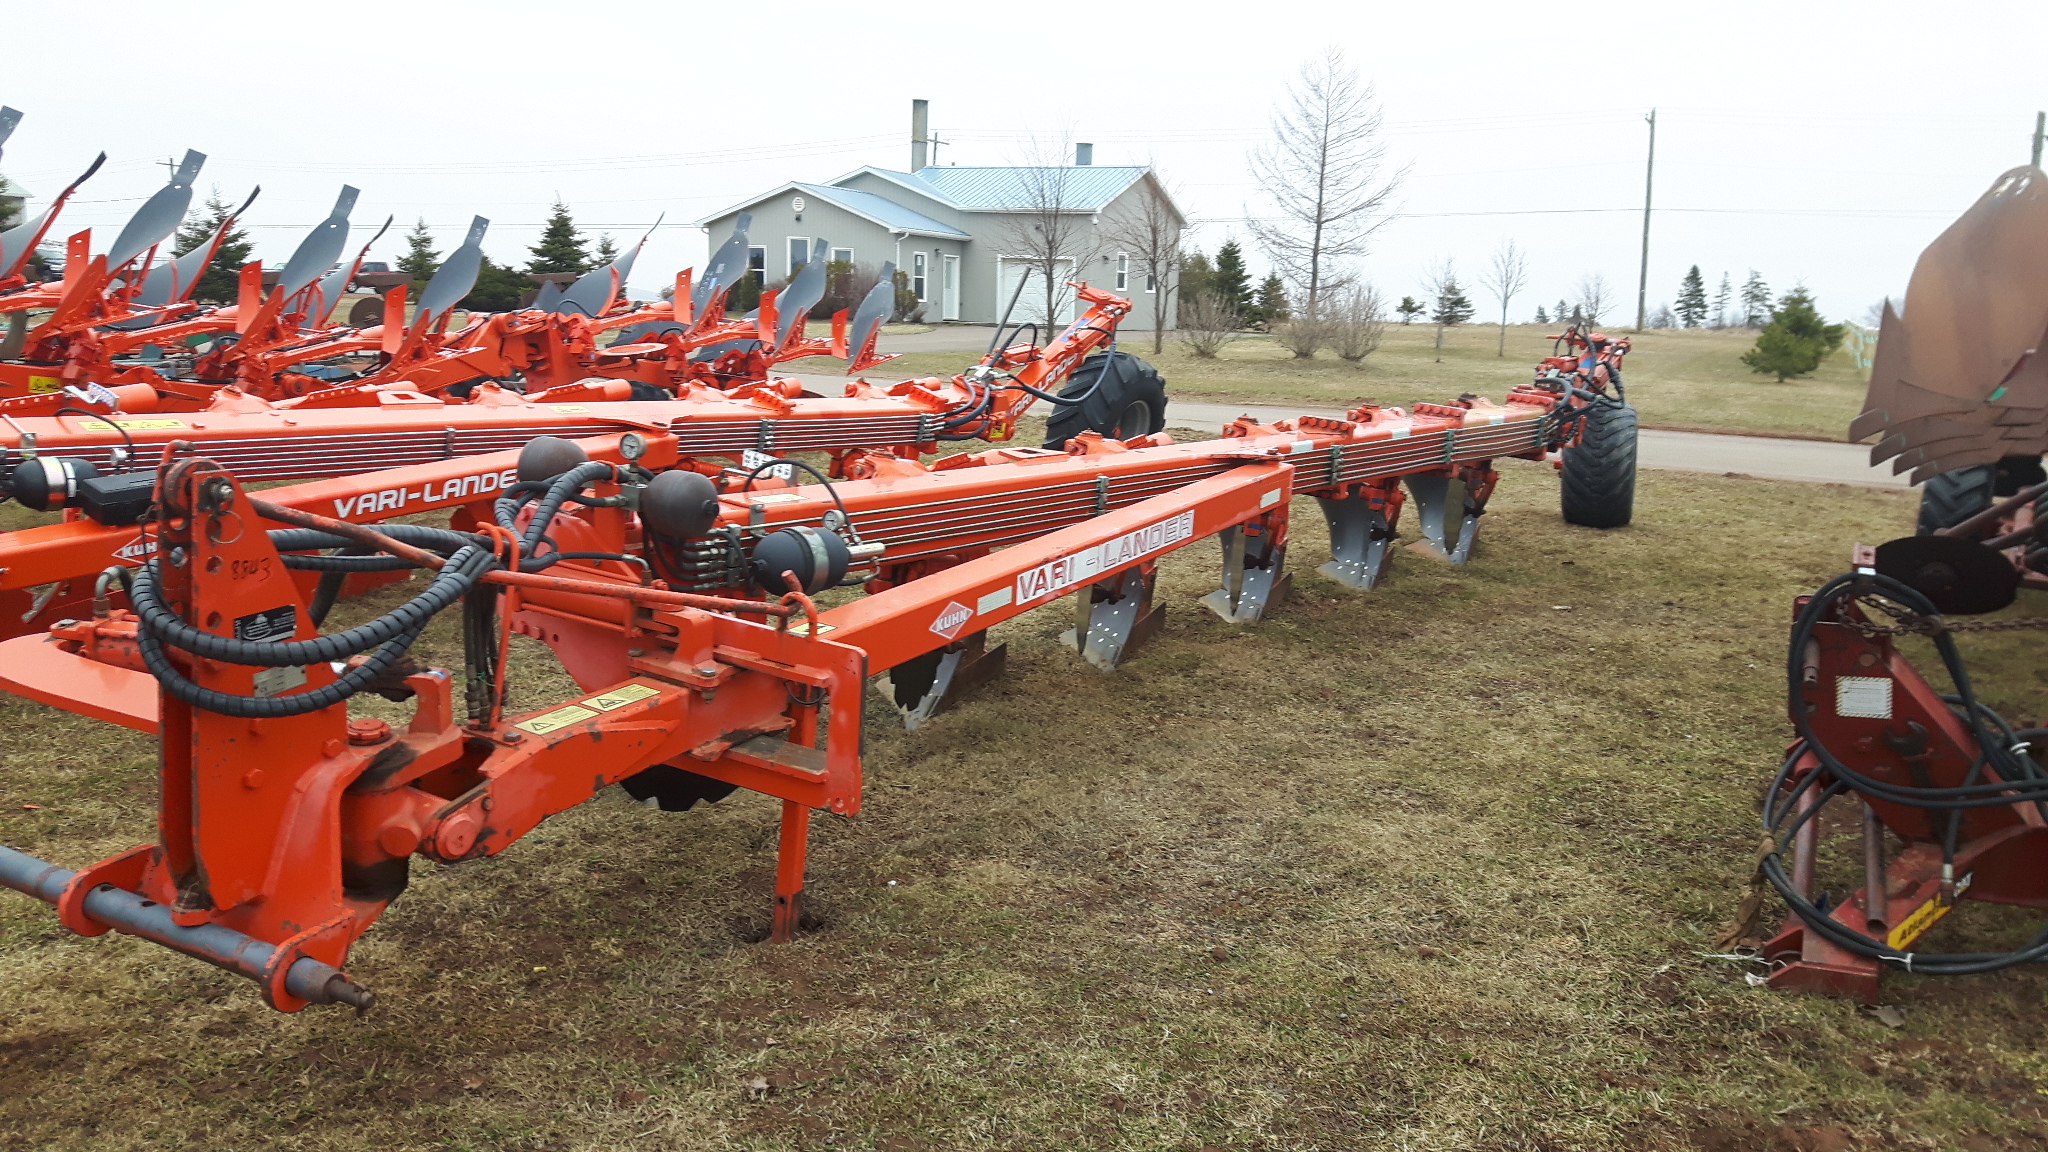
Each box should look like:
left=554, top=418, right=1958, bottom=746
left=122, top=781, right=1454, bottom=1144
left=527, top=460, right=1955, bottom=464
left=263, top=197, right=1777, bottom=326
left=930, top=601, right=973, bottom=640
left=331, top=468, right=517, bottom=519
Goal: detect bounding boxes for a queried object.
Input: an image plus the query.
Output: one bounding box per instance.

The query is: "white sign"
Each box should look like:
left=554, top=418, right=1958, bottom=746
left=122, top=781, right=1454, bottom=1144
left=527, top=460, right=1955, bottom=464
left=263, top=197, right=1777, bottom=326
left=1014, top=511, right=1195, bottom=606
left=743, top=449, right=794, bottom=482
left=1836, top=675, right=1894, bottom=719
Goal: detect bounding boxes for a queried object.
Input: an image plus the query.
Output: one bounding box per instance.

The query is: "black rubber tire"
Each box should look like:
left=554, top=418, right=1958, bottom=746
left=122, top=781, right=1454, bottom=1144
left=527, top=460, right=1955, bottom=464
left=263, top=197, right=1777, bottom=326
left=1559, top=401, right=1638, bottom=529
left=1042, top=351, right=1168, bottom=448
left=1915, top=465, right=1996, bottom=535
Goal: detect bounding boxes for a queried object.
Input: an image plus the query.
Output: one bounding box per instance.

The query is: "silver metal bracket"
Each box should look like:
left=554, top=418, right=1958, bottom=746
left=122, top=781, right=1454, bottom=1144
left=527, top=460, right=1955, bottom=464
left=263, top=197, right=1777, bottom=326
left=1201, top=523, right=1289, bottom=624
left=1315, top=490, right=1397, bottom=590
left=1060, top=567, right=1163, bottom=671
left=1403, top=474, right=1481, bottom=564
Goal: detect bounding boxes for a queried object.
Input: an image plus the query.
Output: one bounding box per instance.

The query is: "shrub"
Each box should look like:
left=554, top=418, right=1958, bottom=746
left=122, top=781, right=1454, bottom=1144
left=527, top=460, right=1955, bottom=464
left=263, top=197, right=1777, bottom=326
left=1740, top=288, right=1845, bottom=381
left=1271, top=314, right=1330, bottom=359
left=1327, top=286, right=1386, bottom=363
left=1179, top=290, right=1243, bottom=359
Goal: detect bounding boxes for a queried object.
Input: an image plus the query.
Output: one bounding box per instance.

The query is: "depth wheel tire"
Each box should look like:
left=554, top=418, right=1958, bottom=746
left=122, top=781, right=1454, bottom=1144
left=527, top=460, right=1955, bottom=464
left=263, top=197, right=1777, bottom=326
left=1042, top=351, right=1168, bottom=448
left=1915, top=465, right=1996, bottom=535
left=1559, top=401, right=1638, bottom=529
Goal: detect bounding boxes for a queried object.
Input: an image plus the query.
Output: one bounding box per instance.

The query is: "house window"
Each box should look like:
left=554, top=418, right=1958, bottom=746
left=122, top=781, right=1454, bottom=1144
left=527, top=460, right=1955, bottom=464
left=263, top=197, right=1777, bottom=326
left=831, top=247, right=853, bottom=266
left=912, top=252, right=927, bottom=301
left=1146, top=271, right=1157, bottom=293
left=1115, top=253, right=1129, bottom=291
left=787, top=237, right=810, bottom=276
left=746, top=245, right=766, bottom=286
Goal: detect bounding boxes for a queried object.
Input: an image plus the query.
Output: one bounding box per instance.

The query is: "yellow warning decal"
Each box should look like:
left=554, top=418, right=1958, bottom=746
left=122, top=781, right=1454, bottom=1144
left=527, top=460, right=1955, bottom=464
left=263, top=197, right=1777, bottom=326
left=584, top=683, right=661, bottom=712
left=27, top=375, right=60, bottom=393
left=549, top=405, right=590, bottom=413
left=784, top=620, right=835, bottom=636
left=78, top=418, right=188, bottom=431
left=515, top=703, right=598, bottom=735
left=1887, top=872, right=1973, bottom=950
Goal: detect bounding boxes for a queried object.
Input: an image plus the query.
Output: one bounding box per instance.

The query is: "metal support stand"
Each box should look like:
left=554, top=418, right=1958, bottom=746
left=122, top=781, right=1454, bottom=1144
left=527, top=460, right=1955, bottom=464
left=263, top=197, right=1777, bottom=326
left=770, top=800, right=810, bottom=944
left=1201, top=516, right=1289, bottom=624
left=1315, top=479, right=1403, bottom=590
left=1060, top=565, right=1164, bottom=671
left=884, top=629, right=1010, bottom=729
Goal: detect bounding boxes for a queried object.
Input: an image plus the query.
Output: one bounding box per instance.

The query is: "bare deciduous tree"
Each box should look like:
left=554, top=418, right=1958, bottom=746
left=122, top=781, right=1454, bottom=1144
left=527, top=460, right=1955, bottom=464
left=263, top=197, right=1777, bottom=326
left=1179, top=290, right=1243, bottom=359
left=1104, top=174, right=1185, bottom=354
left=995, top=138, right=1104, bottom=331
left=1481, top=240, right=1528, bottom=358
left=1574, top=274, right=1612, bottom=327
left=1247, top=49, right=1402, bottom=322
left=1327, top=284, right=1386, bottom=363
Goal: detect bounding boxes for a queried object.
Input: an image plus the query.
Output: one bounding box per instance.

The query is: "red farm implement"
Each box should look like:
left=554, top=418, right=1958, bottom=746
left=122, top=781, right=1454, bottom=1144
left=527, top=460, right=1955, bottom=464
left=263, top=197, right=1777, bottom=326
left=0, top=371, right=1627, bottom=1011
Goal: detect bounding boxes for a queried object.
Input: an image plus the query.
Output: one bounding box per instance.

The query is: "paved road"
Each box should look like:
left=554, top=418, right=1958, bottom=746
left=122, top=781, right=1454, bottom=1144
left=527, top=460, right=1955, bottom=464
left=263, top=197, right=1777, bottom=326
left=1158, top=401, right=1905, bottom=489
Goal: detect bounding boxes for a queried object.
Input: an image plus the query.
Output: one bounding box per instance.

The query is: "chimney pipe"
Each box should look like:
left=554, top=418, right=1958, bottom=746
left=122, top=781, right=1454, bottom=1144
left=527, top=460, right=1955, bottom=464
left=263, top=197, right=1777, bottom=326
left=911, top=99, right=929, bottom=172
left=1075, top=142, right=1093, bottom=166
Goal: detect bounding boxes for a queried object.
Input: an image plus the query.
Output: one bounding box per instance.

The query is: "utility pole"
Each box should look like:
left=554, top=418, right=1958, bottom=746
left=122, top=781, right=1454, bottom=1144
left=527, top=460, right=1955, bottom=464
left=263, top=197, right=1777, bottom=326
left=1635, top=108, right=1656, bottom=332
left=2033, top=111, right=2044, bottom=168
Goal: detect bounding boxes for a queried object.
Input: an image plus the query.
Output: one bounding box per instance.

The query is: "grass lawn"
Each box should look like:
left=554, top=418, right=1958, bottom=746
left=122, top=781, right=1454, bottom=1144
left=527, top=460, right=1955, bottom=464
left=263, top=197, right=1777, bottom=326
left=5, top=447, right=2047, bottom=1150
left=805, top=323, right=1872, bottom=444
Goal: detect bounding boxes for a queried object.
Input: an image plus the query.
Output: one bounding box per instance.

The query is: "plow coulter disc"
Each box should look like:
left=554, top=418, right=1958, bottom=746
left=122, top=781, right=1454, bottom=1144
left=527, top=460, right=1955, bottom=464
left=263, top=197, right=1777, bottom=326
left=1560, top=401, right=1638, bottom=529
left=1873, top=533, right=2019, bottom=615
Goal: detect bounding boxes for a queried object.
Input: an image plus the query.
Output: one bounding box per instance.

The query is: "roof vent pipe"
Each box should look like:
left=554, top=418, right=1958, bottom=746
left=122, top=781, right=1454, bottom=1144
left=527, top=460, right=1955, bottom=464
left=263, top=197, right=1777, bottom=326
left=1075, top=142, right=1093, bottom=166
left=911, top=100, right=930, bottom=172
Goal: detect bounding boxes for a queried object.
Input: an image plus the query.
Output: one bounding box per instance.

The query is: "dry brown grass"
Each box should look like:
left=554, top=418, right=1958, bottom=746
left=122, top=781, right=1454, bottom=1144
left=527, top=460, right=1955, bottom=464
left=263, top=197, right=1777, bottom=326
left=4, top=449, right=2047, bottom=1150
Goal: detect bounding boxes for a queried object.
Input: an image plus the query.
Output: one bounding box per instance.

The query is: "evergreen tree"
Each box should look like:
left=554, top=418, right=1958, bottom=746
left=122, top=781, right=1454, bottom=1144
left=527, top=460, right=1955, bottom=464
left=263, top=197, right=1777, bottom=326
left=1712, top=273, right=1733, bottom=329
left=1431, top=278, right=1474, bottom=326
left=1555, top=299, right=1571, bottom=327
left=1251, top=274, right=1290, bottom=328
left=1176, top=251, right=1216, bottom=326
left=593, top=234, right=619, bottom=265
left=1740, top=287, right=1845, bottom=381
left=0, top=176, right=19, bottom=232
left=1674, top=265, right=1708, bottom=328
left=1534, top=305, right=1549, bottom=325
left=1740, top=270, right=1772, bottom=328
left=1395, top=296, right=1425, bottom=324
left=526, top=201, right=591, bottom=275
left=464, top=255, right=533, bottom=312
left=1211, top=240, right=1253, bottom=316
left=396, top=218, right=440, bottom=293
left=171, top=189, right=254, bottom=305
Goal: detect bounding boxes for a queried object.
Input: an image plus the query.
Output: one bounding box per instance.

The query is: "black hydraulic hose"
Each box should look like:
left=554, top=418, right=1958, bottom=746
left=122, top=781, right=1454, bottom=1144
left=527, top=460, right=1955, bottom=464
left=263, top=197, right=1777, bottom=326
left=737, top=457, right=853, bottom=527
left=494, top=461, right=615, bottom=553
left=1001, top=348, right=1126, bottom=406
left=137, top=621, right=427, bottom=719
left=129, top=544, right=489, bottom=668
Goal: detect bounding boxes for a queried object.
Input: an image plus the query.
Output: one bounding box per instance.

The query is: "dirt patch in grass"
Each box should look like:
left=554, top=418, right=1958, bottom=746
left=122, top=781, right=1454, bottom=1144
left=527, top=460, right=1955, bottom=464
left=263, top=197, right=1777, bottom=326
left=5, top=459, right=2047, bottom=1149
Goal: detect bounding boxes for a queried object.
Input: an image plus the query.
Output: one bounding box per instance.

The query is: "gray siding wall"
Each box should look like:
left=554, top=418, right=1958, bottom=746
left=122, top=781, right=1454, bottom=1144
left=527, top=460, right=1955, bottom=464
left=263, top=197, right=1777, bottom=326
left=704, top=171, right=1180, bottom=330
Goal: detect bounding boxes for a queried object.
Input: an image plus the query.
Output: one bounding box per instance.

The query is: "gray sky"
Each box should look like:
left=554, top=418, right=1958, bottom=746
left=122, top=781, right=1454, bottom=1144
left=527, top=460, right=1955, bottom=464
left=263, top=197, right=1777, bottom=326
left=8, top=0, right=2044, bottom=325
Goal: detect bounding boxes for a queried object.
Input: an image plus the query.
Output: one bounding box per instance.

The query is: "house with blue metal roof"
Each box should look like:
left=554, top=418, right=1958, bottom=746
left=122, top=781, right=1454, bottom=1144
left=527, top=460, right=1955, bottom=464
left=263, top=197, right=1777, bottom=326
left=694, top=106, right=1184, bottom=329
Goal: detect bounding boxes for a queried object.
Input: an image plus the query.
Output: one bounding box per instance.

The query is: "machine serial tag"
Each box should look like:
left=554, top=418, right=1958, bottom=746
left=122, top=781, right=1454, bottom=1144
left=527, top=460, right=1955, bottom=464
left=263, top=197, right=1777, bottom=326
left=1835, top=675, right=1893, bottom=719
left=233, top=605, right=298, bottom=643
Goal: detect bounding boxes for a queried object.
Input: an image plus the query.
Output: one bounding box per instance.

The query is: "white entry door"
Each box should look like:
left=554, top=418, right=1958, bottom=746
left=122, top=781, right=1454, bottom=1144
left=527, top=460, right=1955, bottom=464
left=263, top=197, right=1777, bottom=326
left=996, top=258, right=1076, bottom=328
left=941, top=254, right=960, bottom=322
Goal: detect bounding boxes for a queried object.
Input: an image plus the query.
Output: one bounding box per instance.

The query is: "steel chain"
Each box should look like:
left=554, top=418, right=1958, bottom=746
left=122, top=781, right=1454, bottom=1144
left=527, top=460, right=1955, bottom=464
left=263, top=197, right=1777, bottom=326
left=1850, top=595, right=2048, bottom=637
